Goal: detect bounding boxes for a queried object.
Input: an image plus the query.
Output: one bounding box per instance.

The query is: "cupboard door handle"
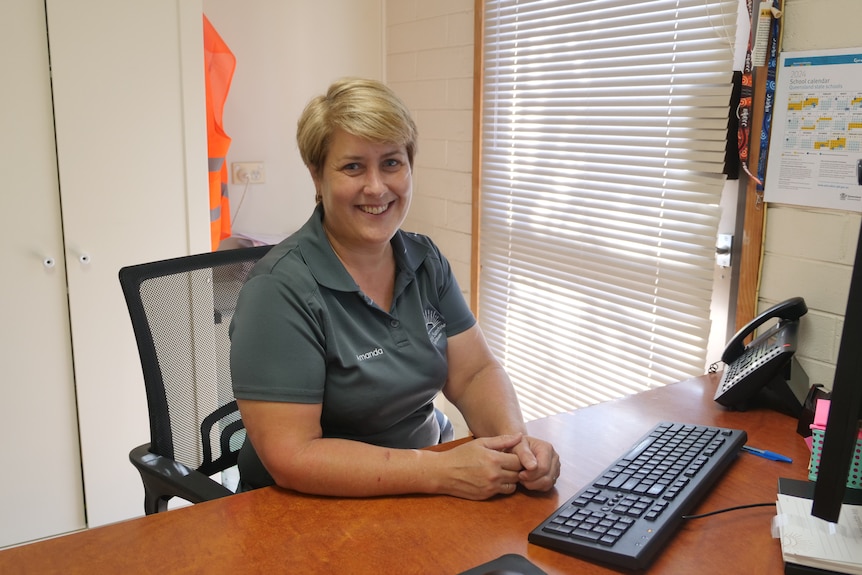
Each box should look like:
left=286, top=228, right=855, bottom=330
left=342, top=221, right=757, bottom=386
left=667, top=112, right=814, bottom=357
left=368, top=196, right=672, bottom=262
left=44, top=257, right=56, bottom=268
left=79, top=253, right=91, bottom=264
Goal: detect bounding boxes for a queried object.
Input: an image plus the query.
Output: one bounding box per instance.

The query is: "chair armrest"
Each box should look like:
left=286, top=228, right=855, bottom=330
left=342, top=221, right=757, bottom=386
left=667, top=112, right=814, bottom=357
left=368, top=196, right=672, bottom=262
left=130, top=443, right=233, bottom=512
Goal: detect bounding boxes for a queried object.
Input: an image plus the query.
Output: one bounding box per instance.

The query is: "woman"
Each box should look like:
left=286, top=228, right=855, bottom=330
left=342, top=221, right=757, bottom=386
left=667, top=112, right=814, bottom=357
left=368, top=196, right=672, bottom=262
left=230, top=78, right=559, bottom=500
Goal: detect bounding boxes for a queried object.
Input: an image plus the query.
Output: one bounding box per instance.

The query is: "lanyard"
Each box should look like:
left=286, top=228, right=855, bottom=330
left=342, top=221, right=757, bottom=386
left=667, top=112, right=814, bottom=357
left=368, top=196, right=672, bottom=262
left=737, top=0, right=755, bottom=176
left=756, top=3, right=780, bottom=193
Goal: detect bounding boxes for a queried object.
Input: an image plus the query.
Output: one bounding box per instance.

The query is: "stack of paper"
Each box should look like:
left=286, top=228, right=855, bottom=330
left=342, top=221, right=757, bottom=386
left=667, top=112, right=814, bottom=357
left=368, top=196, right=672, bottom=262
left=775, top=494, right=862, bottom=574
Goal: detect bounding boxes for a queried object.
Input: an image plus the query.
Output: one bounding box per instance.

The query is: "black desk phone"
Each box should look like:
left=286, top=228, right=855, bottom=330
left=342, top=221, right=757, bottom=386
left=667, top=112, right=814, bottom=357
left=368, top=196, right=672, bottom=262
left=714, top=296, right=809, bottom=415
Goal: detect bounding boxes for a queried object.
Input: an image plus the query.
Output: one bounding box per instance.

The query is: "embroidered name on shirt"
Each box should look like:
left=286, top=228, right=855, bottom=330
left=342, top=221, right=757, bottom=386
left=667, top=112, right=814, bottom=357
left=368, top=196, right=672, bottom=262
left=356, top=347, right=385, bottom=361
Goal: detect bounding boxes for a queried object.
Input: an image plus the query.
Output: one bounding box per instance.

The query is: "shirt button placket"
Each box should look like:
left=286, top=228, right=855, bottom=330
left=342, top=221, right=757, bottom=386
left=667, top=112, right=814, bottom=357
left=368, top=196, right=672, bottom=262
left=389, top=316, right=408, bottom=345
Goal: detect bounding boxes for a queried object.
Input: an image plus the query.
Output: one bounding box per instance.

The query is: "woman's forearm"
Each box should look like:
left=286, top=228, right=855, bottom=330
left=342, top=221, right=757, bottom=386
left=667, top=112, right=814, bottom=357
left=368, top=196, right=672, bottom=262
left=264, top=433, right=525, bottom=501
left=447, top=363, right=527, bottom=438
left=265, top=437, right=441, bottom=497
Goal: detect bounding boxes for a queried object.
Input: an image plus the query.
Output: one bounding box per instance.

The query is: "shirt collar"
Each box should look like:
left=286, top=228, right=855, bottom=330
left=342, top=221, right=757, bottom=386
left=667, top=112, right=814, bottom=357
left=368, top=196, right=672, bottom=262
left=297, top=203, right=430, bottom=294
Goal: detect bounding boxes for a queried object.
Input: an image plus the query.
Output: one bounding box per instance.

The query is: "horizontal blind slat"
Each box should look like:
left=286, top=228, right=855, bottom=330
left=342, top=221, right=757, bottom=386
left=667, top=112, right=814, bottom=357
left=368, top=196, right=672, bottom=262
left=480, top=0, right=736, bottom=420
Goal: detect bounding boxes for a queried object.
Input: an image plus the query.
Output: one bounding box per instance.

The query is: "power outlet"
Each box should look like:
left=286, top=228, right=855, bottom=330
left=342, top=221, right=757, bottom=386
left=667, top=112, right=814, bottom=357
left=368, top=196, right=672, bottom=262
left=231, top=162, right=266, bottom=184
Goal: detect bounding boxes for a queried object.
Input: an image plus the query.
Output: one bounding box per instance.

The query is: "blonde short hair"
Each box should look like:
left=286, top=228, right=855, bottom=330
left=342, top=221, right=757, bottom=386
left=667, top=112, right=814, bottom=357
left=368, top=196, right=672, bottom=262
left=296, top=78, right=418, bottom=176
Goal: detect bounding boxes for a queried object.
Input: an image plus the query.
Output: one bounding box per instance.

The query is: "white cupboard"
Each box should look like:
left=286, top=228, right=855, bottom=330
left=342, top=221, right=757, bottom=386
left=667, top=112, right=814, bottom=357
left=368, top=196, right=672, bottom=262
left=1, top=0, right=85, bottom=547
left=1, top=0, right=209, bottom=547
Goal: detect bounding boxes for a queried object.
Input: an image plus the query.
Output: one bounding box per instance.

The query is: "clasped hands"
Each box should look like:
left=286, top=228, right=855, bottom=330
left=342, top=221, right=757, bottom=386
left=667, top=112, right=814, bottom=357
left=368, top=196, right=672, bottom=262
left=442, top=433, right=560, bottom=501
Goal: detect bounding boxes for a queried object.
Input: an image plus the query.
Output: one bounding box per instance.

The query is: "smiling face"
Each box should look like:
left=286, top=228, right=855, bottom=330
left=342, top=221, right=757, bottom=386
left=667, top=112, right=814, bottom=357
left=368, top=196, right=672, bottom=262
left=312, top=128, right=413, bottom=255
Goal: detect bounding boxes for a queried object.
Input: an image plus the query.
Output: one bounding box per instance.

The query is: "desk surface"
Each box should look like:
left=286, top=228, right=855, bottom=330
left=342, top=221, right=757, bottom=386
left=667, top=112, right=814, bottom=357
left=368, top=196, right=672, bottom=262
left=0, top=373, right=811, bottom=574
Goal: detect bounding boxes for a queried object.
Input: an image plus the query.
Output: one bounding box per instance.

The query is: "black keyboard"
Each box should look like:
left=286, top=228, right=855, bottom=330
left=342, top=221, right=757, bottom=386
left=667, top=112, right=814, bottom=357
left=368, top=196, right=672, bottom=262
left=528, top=422, right=747, bottom=570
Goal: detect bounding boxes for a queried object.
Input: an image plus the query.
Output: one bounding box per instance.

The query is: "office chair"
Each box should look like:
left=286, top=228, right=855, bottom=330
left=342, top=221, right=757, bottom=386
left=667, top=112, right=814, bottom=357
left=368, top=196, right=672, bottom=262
left=120, top=244, right=454, bottom=514
left=119, top=245, right=272, bottom=514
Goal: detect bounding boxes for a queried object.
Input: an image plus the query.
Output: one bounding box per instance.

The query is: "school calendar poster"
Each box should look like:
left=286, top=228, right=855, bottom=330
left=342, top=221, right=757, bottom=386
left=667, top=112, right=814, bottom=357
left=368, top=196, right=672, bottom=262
left=764, top=48, right=862, bottom=212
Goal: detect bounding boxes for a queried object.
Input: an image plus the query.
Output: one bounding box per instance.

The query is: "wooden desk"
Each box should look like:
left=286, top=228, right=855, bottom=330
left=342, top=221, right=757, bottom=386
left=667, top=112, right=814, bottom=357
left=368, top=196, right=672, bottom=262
left=0, top=374, right=810, bottom=574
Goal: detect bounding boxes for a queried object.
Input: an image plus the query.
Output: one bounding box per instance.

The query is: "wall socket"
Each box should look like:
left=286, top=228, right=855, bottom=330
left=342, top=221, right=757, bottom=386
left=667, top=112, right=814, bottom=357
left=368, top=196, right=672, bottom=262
left=231, top=162, right=266, bottom=184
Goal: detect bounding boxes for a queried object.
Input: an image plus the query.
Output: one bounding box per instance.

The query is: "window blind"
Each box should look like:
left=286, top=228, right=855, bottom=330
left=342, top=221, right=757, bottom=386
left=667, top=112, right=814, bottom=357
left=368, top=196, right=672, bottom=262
left=479, top=0, right=737, bottom=421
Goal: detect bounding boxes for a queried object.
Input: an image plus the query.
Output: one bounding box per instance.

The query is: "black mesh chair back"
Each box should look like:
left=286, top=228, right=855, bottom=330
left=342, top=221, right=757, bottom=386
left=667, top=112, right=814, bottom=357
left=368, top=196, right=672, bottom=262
left=119, top=245, right=272, bottom=514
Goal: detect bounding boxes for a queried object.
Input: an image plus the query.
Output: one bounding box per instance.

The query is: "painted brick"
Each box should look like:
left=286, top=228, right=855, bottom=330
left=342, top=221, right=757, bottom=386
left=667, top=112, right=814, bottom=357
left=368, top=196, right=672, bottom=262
left=447, top=11, right=474, bottom=46
left=407, top=193, right=448, bottom=227
left=386, top=52, right=417, bottom=81
left=765, top=207, right=858, bottom=264
left=446, top=77, right=474, bottom=108
left=386, top=0, right=418, bottom=25
left=433, top=228, right=472, bottom=264
left=415, top=167, right=472, bottom=202
left=390, top=79, right=448, bottom=110
left=445, top=139, right=473, bottom=172
left=416, top=45, right=474, bottom=79
left=417, top=0, right=472, bottom=20
left=414, top=109, right=472, bottom=141
left=388, top=17, right=448, bottom=54
left=446, top=200, right=473, bottom=234
left=387, top=0, right=475, bottom=321
left=797, top=309, right=841, bottom=363
left=414, top=138, right=447, bottom=170
left=759, top=253, right=853, bottom=315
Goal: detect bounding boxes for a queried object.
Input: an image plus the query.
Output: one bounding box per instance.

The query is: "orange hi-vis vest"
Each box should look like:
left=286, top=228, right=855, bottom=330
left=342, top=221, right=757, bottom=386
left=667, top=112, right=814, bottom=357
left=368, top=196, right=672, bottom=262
left=204, top=15, right=235, bottom=250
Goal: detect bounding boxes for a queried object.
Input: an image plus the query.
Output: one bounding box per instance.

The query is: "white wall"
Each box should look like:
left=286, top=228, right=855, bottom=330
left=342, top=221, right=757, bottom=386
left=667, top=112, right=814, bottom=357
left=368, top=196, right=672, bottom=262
left=201, top=0, right=384, bottom=241
left=759, top=0, right=862, bottom=390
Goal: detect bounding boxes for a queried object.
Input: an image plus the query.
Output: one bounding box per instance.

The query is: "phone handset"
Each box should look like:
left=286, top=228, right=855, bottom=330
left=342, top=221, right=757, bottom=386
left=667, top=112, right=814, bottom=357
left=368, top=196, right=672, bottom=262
left=721, top=296, right=808, bottom=364
left=714, top=296, right=809, bottom=415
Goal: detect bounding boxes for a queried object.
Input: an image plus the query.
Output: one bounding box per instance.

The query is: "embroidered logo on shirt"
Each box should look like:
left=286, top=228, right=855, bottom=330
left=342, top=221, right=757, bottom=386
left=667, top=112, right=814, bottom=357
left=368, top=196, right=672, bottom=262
left=424, top=307, right=446, bottom=344
left=356, top=347, right=385, bottom=361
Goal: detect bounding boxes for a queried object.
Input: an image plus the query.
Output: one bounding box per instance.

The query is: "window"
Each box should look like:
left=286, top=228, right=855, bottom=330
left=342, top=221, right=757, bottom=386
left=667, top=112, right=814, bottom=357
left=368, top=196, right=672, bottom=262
left=479, top=0, right=738, bottom=420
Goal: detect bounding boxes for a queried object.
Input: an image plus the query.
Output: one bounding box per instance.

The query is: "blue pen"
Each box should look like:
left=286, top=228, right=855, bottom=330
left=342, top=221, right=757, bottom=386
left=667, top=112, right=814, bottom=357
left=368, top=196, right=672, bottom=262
left=741, top=445, right=793, bottom=463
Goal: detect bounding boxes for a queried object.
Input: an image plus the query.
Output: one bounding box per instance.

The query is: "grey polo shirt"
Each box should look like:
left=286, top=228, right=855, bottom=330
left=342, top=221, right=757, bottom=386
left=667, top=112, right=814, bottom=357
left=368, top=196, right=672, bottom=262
left=230, top=205, right=476, bottom=486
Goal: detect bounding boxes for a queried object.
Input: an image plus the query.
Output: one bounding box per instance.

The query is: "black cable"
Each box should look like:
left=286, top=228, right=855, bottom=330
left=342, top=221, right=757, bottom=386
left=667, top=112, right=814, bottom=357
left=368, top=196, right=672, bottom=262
left=682, top=502, right=775, bottom=520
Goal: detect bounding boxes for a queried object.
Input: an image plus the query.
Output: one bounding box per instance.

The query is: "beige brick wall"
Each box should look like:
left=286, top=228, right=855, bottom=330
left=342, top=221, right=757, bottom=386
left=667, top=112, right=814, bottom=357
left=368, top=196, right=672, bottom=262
left=760, top=0, right=862, bottom=390
left=760, top=207, right=860, bottom=389
left=385, top=0, right=475, bottom=304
